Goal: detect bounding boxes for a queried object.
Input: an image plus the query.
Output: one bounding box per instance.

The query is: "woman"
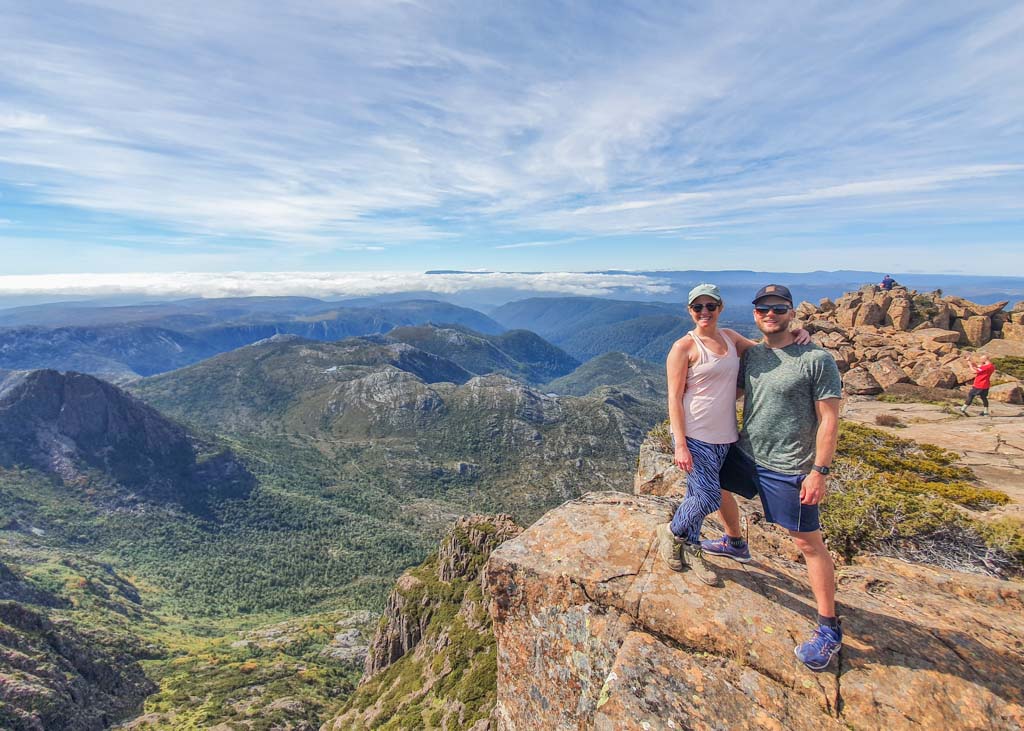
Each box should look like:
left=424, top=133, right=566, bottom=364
left=657, top=283, right=808, bottom=584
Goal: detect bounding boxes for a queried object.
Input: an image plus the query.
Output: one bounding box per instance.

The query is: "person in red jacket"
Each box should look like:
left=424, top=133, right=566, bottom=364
left=959, top=354, right=995, bottom=416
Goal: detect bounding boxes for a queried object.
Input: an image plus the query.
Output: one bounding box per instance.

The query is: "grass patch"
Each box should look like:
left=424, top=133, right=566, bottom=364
left=877, top=383, right=961, bottom=405
left=992, top=356, right=1024, bottom=381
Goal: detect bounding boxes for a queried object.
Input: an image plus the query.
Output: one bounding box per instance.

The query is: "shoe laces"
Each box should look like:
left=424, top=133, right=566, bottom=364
left=808, top=625, right=840, bottom=647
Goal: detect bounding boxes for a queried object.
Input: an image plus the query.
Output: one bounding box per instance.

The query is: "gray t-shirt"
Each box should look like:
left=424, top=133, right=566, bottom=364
left=736, top=342, right=842, bottom=475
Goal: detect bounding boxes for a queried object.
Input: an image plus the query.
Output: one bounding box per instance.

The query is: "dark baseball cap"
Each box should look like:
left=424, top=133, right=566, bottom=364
left=752, top=284, right=793, bottom=304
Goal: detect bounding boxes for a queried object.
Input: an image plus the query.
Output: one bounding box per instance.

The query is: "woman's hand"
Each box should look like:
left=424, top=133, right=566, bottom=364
left=793, top=327, right=812, bottom=345
left=674, top=443, right=693, bottom=473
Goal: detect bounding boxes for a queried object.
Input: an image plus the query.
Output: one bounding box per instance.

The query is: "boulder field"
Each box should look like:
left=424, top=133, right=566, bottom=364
left=792, top=285, right=1024, bottom=402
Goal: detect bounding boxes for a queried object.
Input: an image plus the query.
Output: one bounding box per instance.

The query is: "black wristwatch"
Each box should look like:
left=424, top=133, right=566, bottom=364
left=811, top=464, right=831, bottom=475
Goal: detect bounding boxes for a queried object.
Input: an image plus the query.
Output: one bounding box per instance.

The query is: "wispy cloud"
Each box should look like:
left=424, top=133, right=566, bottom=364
left=0, top=2, right=1021, bottom=273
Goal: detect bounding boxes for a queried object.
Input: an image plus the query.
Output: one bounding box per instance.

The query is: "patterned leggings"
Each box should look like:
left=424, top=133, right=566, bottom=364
left=670, top=437, right=731, bottom=545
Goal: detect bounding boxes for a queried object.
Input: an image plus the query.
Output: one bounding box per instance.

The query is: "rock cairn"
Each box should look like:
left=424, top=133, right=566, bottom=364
left=792, top=285, right=1024, bottom=403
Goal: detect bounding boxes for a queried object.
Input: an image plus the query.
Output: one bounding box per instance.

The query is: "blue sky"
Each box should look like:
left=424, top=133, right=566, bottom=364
left=0, top=1, right=1022, bottom=290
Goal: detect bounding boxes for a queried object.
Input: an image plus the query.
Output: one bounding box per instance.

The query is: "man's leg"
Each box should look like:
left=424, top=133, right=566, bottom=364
left=718, top=490, right=742, bottom=538
left=789, top=530, right=836, bottom=617
left=791, top=528, right=842, bottom=671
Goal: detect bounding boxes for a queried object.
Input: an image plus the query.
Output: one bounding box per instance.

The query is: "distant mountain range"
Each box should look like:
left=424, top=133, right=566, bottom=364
left=0, top=299, right=504, bottom=382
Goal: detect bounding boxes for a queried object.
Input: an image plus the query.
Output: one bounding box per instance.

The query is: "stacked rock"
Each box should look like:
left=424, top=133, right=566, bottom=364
left=792, top=285, right=1024, bottom=403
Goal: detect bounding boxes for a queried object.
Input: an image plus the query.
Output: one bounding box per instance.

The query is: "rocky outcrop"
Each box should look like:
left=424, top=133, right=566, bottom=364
left=0, top=369, right=253, bottom=507
left=485, top=492, right=1024, bottom=730
left=793, top=287, right=1024, bottom=397
left=0, top=601, right=156, bottom=731
left=326, top=515, right=522, bottom=730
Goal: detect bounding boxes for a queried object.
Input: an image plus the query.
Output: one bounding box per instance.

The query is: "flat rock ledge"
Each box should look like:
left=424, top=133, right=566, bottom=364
left=485, top=492, right=1024, bottom=730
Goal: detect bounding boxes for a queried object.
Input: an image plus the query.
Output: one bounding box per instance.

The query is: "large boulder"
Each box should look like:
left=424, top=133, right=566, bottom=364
left=866, top=357, right=909, bottom=389
left=990, top=382, right=1024, bottom=404
left=885, top=299, right=912, bottom=331
left=633, top=440, right=687, bottom=497
left=843, top=367, right=883, bottom=395
left=953, top=316, right=992, bottom=347
left=1002, top=323, right=1024, bottom=342
left=946, top=357, right=979, bottom=385
left=910, top=363, right=958, bottom=389
left=931, top=304, right=952, bottom=330
left=984, top=339, right=1024, bottom=358
left=913, top=328, right=961, bottom=345
left=485, top=493, right=1024, bottom=731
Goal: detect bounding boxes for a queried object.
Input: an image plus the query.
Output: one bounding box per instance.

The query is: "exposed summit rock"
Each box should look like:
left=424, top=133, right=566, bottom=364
left=485, top=492, right=1024, bottom=730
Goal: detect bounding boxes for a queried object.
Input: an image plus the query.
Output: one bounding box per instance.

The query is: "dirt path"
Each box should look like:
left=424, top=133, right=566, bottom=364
left=841, top=398, right=1024, bottom=521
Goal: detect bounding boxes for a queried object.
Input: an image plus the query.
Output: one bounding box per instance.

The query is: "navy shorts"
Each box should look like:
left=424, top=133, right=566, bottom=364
left=719, top=444, right=821, bottom=533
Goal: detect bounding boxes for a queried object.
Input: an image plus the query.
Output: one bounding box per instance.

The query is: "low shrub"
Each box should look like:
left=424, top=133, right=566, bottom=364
left=992, top=356, right=1024, bottom=381
left=874, top=414, right=903, bottom=428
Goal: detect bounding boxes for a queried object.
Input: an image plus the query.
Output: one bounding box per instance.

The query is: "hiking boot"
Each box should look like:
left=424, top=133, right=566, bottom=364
left=794, top=624, right=843, bottom=671
left=958, top=405, right=968, bottom=415
left=981, top=409, right=989, bottom=416
left=657, top=523, right=685, bottom=572
left=682, top=543, right=718, bottom=586
left=701, top=534, right=752, bottom=563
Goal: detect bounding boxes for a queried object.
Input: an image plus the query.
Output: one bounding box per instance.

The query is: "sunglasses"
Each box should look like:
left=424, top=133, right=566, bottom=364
left=689, top=303, right=719, bottom=313
left=754, top=304, right=791, bottom=315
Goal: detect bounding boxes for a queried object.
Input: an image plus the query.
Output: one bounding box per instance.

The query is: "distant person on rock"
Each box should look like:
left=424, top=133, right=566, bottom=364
left=880, top=274, right=895, bottom=291
left=700, top=284, right=844, bottom=671
left=959, top=354, right=995, bottom=417
left=658, top=283, right=810, bottom=586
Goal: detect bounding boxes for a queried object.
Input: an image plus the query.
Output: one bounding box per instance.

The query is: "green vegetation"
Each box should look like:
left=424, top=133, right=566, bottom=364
left=909, top=294, right=938, bottom=328
left=134, top=611, right=370, bottom=730
left=646, top=420, right=1022, bottom=575
left=992, top=356, right=1024, bottom=380
left=826, top=423, right=1020, bottom=572
left=337, top=521, right=505, bottom=730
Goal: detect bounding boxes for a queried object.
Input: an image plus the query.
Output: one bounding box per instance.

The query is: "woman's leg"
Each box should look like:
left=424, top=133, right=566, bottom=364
left=671, top=438, right=730, bottom=544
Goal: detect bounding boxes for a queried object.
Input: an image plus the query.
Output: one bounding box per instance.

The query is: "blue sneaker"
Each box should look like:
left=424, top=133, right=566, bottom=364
left=700, top=535, right=751, bottom=563
left=794, top=624, right=842, bottom=671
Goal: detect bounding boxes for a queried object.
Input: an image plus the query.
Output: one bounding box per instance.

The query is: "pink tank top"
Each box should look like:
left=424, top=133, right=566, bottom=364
left=682, top=331, right=740, bottom=445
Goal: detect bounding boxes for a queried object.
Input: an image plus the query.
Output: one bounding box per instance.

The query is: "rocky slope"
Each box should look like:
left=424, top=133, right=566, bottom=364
left=545, top=351, right=667, bottom=401
left=0, top=369, right=253, bottom=508
left=0, top=562, right=157, bottom=731
left=485, top=492, right=1024, bottom=730
left=386, top=325, right=579, bottom=385
left=794, top=285, right=1024, bottom=401
left=324, top=515, right=521, bottom=730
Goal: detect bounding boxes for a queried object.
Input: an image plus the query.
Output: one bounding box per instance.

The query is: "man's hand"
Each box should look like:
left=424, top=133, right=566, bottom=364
left=674, top=443, right=693, bottom=473
left=792, top=327, right=812, bottom=345
left=800, top=470, right=827, bottom=505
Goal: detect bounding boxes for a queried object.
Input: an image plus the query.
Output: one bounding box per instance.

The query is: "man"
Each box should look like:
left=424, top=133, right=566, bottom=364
left=880, top=274, right=895, bottom=291
left=701, top=284, right=844, bottom=671
left=959, top=353, right=995, bottom=417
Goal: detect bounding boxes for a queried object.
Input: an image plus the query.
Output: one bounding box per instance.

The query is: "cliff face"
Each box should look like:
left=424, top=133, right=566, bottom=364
left=485, top=492, right=1024, bottom=730
left=324, top=515, right=522, bottom=731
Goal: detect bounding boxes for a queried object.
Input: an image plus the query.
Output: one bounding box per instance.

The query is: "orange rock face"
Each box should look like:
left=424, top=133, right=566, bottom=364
left=486, top=493, right=1024, bottom=730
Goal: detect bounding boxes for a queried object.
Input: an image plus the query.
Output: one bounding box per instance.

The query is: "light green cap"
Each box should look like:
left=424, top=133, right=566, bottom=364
left=687, top=283, right=722, bottom=304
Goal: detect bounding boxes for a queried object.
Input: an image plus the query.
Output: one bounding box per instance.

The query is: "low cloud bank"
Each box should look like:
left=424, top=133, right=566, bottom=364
left=0, top=271, right=672, bottom=300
